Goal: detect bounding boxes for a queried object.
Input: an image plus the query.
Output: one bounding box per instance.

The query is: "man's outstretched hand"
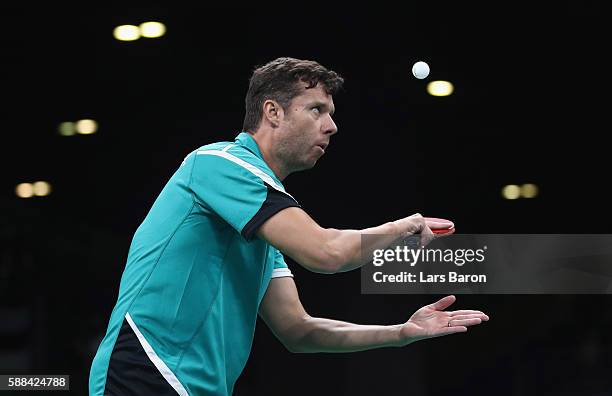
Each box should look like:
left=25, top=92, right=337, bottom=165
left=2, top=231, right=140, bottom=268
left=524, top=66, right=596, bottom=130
left=398, top=295, right=489, bottom=345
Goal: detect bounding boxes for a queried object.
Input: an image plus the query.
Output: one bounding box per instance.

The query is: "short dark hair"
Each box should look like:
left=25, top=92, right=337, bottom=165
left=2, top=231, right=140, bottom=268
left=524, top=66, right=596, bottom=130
left=242, top=57, right=344, bottom=133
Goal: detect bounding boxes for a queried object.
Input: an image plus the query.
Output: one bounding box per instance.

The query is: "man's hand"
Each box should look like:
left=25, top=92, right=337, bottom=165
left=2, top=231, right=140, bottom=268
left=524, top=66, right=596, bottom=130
left=398, top=295, right=489, bottom=345
left=392, top=213, right=456, bottom=250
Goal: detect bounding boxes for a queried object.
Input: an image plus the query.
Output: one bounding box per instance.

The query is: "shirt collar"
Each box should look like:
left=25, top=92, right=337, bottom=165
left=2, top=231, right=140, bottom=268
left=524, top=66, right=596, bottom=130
left=235, top=132, right=264, bottom=159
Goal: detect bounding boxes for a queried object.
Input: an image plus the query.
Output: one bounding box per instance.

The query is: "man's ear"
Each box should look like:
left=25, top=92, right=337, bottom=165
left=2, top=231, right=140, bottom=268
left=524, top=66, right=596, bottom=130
left=262, top=100, right=283, bottom=127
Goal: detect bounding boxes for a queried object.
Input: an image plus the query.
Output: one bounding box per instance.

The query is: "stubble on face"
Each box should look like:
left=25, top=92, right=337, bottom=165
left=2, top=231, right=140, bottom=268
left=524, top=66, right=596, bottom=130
left=275, top=84, right=334, bottom=174
left=275, top=121, right=317, bottom=172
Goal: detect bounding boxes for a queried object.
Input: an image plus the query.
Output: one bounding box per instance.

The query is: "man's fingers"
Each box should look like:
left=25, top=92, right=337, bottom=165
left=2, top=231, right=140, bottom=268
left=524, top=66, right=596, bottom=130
left=448, top=318, right=483, bottom=327
left=431, top=326, right=468, bottom=337
left=426, top=219, right=455, bottom=230
left=419, top=220, right=435, bottom=247
left=420, top=229, right=435, bottom=247
left=449, top=310, right=489, bottom=320
left=450, top=310, right=488, bottom=317
left=444, top=326, right=468, bottom=334
left=449, top=314, right=489, bottom=323
left=428, top=295, right=456, bottom=311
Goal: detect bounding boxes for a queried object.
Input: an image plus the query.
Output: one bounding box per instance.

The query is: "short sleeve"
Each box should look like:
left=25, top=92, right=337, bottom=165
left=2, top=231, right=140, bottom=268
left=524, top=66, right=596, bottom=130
left=271, top=248, right=293, bottom=278
left=190, top=151, right=299, bottom=240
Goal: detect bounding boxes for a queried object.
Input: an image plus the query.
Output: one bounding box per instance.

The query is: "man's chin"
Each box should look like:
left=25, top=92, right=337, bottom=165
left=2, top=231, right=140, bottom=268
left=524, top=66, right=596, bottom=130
left=305, top=156, right=320, bottom=169
left=291, top=159, right=318, bottom=173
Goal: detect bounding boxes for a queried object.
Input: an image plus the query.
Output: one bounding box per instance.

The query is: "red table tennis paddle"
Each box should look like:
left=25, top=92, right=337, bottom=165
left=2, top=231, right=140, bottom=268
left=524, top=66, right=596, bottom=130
left=424, top=217, right=455, bottom=234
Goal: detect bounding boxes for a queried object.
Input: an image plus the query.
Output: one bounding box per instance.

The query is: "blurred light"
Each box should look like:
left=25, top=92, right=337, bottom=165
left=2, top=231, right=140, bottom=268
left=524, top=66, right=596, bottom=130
left=32, top=181, right=52, bottom=197
left=521, top=183, right=539, bottom=198
left=139, top=22, right=166, bottom=38
left=427, top=81, right=454, bottom=97
left=113, top=25, right=140, bottom=41
left=59, top=122, right=76, bottom=136
left=16, top=183, right=33, bottom=198
left=76, top=119, right=98, bottom=134
left=502, top=184, right=521, bottom=200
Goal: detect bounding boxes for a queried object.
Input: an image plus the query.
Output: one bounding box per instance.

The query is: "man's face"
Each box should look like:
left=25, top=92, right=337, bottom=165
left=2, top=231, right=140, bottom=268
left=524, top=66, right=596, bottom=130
left=275, top=83, right=338, bottom=172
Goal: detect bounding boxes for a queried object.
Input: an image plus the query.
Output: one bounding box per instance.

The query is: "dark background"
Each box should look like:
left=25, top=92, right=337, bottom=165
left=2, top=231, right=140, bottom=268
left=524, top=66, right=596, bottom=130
left=1, top=3, right=611, bottom=395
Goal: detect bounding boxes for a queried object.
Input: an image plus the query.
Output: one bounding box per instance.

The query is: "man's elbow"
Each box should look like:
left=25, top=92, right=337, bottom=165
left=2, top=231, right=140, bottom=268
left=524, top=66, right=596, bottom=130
left=284, top=341, right=309, bottom=353
left=282, top=334, right=316, bottom=354
left=278, top=317, right=316, bottom=353
left=302, top=229, right=350, bottom=274
left=308, top=241, right=345, bottom=274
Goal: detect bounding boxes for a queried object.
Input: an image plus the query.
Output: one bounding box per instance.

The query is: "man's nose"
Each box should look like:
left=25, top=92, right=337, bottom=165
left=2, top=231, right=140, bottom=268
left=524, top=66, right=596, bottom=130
left=324, top=115, right=338, bottom=135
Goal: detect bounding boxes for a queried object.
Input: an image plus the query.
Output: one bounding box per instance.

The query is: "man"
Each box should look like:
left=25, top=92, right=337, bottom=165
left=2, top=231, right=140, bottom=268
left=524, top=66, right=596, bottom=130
left=89, top=57, right=489, bottom=396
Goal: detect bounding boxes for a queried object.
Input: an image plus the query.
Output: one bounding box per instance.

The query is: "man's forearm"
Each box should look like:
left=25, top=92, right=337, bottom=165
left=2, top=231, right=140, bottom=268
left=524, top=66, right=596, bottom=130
left=327, top=215, right=421, bottom=273
left=290, top=316, right=405, bottom=353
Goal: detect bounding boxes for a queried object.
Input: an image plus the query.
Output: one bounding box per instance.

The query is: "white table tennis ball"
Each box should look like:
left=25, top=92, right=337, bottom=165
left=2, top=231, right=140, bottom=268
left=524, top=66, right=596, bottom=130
left=412, top=61, right=430, bottom=79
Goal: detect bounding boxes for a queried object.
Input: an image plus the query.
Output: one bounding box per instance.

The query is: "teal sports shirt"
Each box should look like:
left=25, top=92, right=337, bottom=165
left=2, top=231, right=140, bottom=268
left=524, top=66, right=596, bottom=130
left=89, top=132, right=300, bottom=396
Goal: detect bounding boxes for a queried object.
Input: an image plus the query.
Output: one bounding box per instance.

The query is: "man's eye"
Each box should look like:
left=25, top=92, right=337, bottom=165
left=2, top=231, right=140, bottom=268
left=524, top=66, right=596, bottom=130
left=312, top=106, right=321, bottom=113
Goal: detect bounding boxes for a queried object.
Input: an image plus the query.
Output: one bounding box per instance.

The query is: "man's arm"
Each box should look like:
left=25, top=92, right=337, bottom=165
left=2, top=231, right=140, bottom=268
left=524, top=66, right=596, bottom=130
left=257, top=207, right=449, bottom=274
left=259, top=277, right=489, bottom=353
